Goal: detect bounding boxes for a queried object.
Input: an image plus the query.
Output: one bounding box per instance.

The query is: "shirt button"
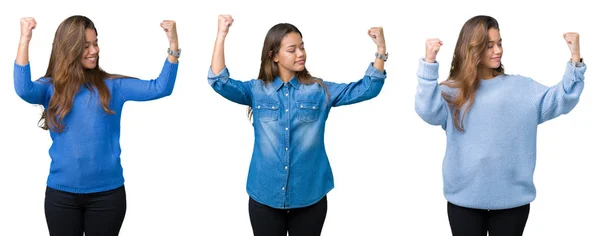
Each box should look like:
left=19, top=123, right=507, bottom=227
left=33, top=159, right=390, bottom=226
left=285, top=127, right=288, bottom=131
left=272, top=106, right=275, bottom=109
left=285, top=166, right=288, bottom=170
left=282, top=187, right=285, bottom=190
left=285, top=147, right=288, bottom=151
left=257, top=105, right=261, bottom=108
left=300, top=105, right=304, bottom=108
left=285, top=109, right=289, bottom=112
left=285, top=94, right=289, bottom=96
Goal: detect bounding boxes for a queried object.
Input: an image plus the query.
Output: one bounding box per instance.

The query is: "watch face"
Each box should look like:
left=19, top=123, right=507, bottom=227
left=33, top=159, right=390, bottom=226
left=168, top=48, right=180, bottom=57
left=375, top=52, right=387, bottom=61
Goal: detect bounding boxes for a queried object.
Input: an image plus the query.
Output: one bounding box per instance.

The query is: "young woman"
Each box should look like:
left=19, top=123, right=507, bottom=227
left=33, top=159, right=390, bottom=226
left=14, top=15, right=180, bottom=236
left=208, top=15, right=387, bottom=236
left=415, top=15, right=585, bottom=236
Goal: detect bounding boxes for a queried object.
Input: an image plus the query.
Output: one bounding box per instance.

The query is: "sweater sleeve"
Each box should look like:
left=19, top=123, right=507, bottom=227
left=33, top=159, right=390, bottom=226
left=415, top=58, right=449, bottom=128
left=14, top=61, right=49, bottom=105
left=529, top=61, right=586, bottom=124
left=115, top=58, right=178, bottom=101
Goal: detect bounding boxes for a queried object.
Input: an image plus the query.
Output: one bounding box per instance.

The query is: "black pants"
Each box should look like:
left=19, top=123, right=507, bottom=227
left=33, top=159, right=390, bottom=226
left=44, top=185, right=127, bottom=236
left=249, top=196, right=328, bottom=236
left=447, top=201, right=530, bottom=236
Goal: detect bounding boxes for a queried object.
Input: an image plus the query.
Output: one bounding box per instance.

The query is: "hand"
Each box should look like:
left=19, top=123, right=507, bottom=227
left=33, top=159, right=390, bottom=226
left=368, top=27, right=386, bottom=50
left=217, top=15, right=234, bottom=37
left=160, top=20, right=178, bottom=44
left=425, top=38, right=443, bottom=63
left=563, top=32, right=580, bottom=56
left=20, top=17, right=36, bottom=43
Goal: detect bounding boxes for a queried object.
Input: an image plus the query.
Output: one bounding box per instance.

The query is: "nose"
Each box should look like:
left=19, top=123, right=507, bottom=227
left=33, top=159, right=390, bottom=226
left=297, top=49, right=305, bottom=58
left=493, top=45, right=502, bottom=55
left=89, top=46, right=98, bottom=55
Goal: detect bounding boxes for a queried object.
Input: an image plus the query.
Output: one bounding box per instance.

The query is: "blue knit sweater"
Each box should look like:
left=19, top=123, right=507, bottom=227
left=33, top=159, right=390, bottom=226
left=415, top=59, right=585, bottom=209
left=14, top=59, right=178, bottom=193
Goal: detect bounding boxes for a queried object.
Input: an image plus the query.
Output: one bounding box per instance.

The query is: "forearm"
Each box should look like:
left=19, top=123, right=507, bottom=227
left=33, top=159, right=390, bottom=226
left=16, top=38, right=30, bottom=66
left=211, top=35, right=226, bottom=75
left=167, top=41, right=179, bottom=64
left=373, top=46, right=386, bottom=72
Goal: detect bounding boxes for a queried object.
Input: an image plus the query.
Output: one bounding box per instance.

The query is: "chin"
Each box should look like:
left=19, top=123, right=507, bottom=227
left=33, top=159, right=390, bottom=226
left=83, top=63, right=97, bottom=69
left=485, top=62, right=501, bottom=69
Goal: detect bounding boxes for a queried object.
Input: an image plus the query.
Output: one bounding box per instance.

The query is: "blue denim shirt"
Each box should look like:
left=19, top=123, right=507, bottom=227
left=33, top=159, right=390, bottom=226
left=208, top=63, right=386, bottom=209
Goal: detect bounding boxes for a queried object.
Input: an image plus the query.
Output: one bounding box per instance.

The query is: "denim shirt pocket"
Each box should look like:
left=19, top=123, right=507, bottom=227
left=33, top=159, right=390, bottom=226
left=296, top=101, right=319, bottom=122
left=254, top=100, right=279, bottom=122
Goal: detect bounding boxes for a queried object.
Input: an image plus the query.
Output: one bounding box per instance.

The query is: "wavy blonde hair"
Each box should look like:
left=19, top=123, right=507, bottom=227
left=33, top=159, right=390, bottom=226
left=442, top=15, right=504, bottom=131
left=40, top=15, right=130, bottom=132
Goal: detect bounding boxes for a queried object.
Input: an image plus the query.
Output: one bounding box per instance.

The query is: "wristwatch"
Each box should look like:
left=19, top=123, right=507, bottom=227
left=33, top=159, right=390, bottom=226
left=168, top=48, right=181, bottom=58
left=375, top=52, right=388, bottom=62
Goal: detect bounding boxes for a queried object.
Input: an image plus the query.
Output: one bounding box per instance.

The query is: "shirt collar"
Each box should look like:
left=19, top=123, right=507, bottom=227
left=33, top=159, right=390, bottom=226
left=273, top=76, right=300, bottom=91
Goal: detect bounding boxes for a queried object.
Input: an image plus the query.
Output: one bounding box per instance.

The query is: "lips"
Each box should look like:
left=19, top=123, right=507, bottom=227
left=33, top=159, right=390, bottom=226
left=296, top=60, right=305, bottom=65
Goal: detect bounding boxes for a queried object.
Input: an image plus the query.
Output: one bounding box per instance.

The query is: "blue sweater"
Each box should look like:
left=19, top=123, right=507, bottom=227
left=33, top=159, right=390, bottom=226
left=415, top=59, right=586, bottom=210
left=14, top=59, right=178, bottom=193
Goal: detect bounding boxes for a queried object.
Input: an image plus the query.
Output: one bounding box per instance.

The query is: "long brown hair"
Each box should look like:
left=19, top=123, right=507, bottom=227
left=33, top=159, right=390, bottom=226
left=442, top=15, right=504, bottom=131
left=39, top=15, right=127, bottom=132
left=247, top=23, right=330, bottom=120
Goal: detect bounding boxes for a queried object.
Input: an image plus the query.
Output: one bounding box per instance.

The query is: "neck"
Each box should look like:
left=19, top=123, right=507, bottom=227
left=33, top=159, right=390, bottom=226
left=479, top=67, right=495, bottom=80
left=278, top=70, right=295, bottom=83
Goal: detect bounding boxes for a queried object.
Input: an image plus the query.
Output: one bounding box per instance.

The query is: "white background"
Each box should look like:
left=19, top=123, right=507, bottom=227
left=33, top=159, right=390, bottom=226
left=1, top=0, right=598, bottom=235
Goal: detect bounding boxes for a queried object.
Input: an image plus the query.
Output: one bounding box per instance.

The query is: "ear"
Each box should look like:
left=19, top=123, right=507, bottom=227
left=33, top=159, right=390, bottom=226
left=270, top=51, right=278, bottom=63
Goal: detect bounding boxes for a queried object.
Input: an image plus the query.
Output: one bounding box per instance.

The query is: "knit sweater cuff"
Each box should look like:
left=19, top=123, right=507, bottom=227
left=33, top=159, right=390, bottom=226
left=565, top=60, right=586, bottom=83
left=417, top=58, right=439, bottom=81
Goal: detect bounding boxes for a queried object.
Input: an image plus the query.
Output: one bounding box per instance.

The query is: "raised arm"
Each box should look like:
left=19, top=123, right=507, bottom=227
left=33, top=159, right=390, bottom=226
left=16, top=17, right=34, bottom=66
left=14, top=17, right=49, bottom=105
left=211, top=15, right=232, bottom=75
left=327, top=27, right=387, bottom=107
left=117, top=20, right=179, bottom=101
left=532, top=32, right=586, bottom=124
left=208, top=15, right=252, bottom=106
left=370, top=27, right=386, bottom=73
left=414, top=38, right=449, bottom=127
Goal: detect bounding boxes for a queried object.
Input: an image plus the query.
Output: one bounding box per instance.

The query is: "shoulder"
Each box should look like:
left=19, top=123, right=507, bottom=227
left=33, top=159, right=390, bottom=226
left=107, top=74, right=138, bottom=80
left=501, top=73, right=537, bottom=87
left=105, top=76, right=140, bottom=86
left=249, top=79, right=274, bottom=93
left=501, top=73, right=531, bottom=81
left=249, top=78, right=266, bottom=87
left=312, top=77, right=334, bottom=87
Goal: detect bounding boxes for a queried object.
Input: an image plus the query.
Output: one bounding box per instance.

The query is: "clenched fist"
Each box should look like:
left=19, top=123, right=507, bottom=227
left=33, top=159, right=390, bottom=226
left=563, top=32, right=580, bottom=56
left=368, top=27, right=386, bottom=49
left=218, top=15, right=234, bottom=37
left=20, top=17, right=37, bottom=42
left=160, top=20, right=178, bottom=44
left=425, top=38, right=443, bottom=63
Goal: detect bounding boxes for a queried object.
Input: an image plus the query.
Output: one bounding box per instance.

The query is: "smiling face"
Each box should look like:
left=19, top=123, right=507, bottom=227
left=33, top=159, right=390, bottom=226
left=80, top=28, right=99, bottom=69
left=480, top=28, right=503, bottom=70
